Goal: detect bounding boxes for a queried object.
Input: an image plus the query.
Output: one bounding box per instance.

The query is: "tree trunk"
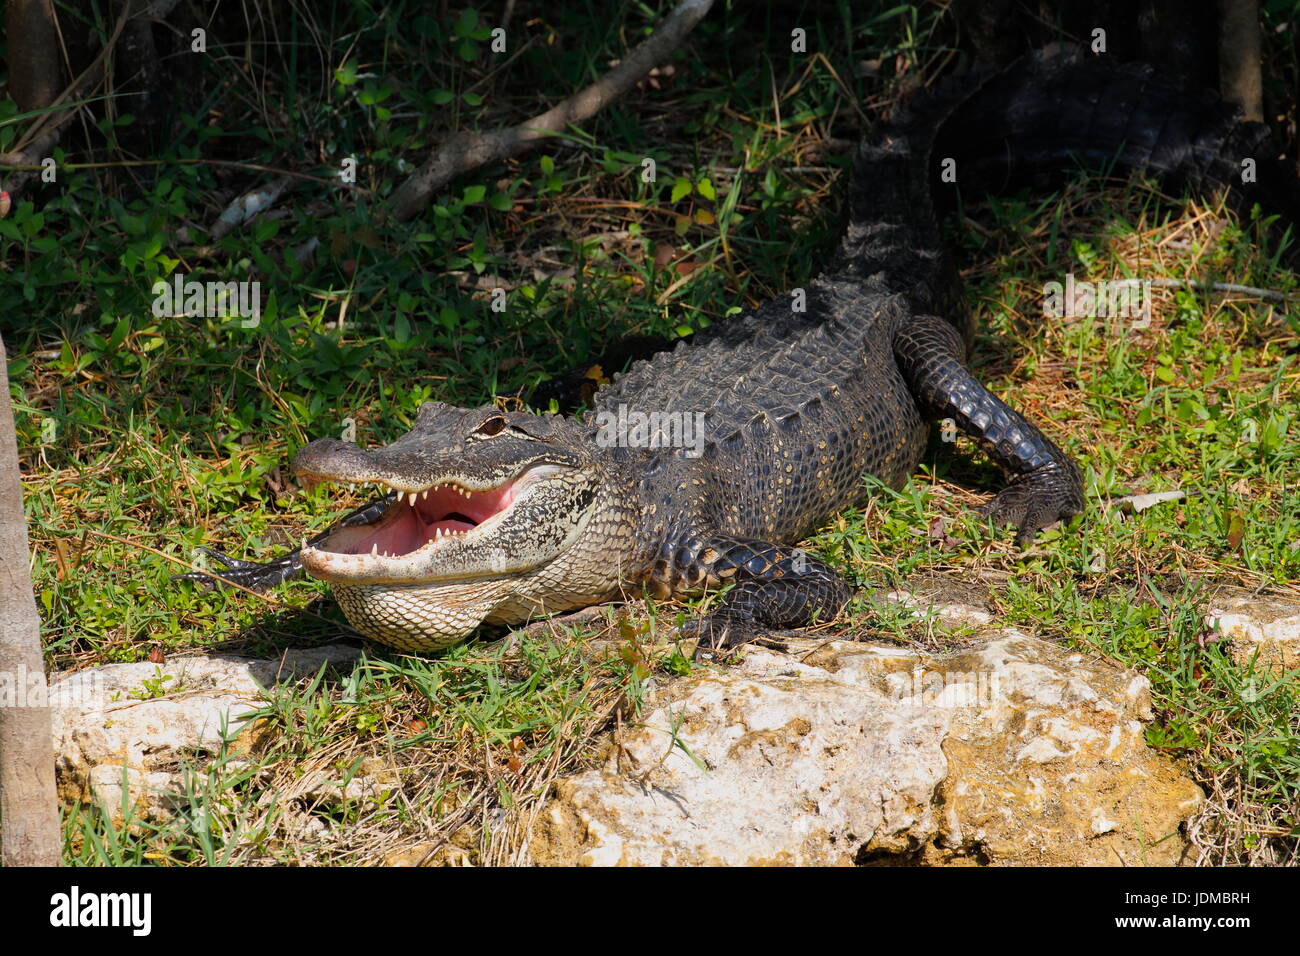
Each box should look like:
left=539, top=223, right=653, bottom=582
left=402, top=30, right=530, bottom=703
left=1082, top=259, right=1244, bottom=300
left=1219, top=0, right=1263, bottom=121
left=5, top=0, right=63, bottom=113
left=0, top=333, right=60, bottom=866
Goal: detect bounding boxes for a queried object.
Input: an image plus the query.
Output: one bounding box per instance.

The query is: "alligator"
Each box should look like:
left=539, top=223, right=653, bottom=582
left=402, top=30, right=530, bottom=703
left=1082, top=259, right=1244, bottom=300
left=185, top=48, right=1299, bottom=652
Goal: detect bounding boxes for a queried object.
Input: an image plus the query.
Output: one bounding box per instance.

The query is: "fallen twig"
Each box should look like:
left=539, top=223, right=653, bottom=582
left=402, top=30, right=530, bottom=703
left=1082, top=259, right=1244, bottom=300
left=1146, top=277, right=1293, bottom=301
left=210, top=175, right=293, bottom=240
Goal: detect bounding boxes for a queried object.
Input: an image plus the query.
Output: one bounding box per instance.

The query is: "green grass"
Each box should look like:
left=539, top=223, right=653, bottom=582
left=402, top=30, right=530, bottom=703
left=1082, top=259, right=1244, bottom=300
left=4, top=0, right=1300, bottom=864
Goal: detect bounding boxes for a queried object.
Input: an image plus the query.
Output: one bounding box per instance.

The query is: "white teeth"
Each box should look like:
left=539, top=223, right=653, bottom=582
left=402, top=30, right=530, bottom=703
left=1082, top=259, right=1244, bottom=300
left=420, top=489, right=429, bottom=500
left=408, top=492, right=418, bottom=505
left=426, top=482, right=475, bottom=497
left=370, top=543, right=379, bottom=556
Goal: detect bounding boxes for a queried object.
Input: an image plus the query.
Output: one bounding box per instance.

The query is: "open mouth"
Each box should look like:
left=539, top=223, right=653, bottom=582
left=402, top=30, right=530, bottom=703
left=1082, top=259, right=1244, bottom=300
left=312, top=479, right=520, bottom=559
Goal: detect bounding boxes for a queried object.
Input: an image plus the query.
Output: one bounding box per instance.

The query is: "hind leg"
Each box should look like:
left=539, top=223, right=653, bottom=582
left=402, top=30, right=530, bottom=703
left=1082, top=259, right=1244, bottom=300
left=893, top=314, right=1084, bottom=545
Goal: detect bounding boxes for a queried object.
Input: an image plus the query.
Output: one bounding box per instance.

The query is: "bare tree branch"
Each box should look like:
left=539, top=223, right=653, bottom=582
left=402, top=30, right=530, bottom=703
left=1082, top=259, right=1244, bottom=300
left=0, top=333, right=60, bottom=867
left=389, top=0, right=716, bottom=222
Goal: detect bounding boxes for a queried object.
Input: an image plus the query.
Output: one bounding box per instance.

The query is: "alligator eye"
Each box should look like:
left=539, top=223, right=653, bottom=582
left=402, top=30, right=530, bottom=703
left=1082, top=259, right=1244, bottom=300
left=473, top=415, right=507, bottom=438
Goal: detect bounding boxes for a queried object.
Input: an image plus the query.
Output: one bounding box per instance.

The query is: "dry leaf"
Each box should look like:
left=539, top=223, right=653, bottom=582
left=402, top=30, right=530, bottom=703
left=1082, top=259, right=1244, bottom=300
left=1226, top=513, right=1246, bottom=551
left=1112, top=490, right=1186, bottom=513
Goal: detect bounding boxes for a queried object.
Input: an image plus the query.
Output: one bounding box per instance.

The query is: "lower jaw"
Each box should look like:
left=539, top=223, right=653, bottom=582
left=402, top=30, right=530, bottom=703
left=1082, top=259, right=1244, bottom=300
left=298, top=544, right=450, bottom=585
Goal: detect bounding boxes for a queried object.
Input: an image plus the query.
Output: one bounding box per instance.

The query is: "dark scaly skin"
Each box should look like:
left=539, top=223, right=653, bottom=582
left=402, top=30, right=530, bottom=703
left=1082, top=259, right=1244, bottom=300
left=182, top=49, right=1297, bottom=652
left=893, top=315, right=1083, bottom=546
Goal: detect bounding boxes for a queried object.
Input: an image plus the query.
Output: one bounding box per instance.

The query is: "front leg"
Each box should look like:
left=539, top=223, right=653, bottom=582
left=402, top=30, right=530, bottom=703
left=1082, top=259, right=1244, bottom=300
left=175, top=495, right=392, bottom=592
left=893, top=315, right=1084, bottom=545
left=661, top=535, right=851, bottom=651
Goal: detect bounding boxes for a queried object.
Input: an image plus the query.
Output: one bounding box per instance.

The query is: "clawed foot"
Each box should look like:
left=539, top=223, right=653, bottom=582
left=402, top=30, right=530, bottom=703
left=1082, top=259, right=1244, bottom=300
left=977, top=460, right=1084, bottom=546
left=175, top=547, right=301, bottom=592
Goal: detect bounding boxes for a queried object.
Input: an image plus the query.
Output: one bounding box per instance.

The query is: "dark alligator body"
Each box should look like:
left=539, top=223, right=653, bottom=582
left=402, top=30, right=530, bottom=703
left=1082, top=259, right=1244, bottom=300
left=186, top=48, right=1299, bottom=652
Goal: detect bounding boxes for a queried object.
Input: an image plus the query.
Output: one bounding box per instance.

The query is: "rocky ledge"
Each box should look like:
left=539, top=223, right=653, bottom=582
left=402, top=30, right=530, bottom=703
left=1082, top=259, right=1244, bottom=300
left=49, top=591, right=1300, bottom=865
left=530, top=626, right=1203, bottom=866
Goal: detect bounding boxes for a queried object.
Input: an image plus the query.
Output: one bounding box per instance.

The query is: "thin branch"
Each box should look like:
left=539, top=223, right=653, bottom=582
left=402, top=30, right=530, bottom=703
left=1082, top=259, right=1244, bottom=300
left=1146, top=277, right=1294, bottom=301
left=0, top=156, right=372, bottom=193
left=388, top=0, right=715, bottom=222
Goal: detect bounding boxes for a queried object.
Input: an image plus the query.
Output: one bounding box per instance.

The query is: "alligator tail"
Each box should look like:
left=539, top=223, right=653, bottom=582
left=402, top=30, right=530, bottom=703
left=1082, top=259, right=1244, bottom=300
left=840, top=46, right=1300, bottom=333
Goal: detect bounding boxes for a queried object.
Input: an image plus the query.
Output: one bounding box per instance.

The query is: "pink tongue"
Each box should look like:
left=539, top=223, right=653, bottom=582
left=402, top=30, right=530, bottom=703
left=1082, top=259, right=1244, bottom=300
left=345, top=510, right=424, bottom=555
left=351, top=514, right=474, bottom=555
left=333, top=484, right=514, bottom=557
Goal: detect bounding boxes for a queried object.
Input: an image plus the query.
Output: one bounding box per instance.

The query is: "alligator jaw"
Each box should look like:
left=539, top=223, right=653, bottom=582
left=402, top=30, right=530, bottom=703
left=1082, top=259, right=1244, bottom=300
left=282, top=404, right=615, bottom=649
left=299, top=465, right=564, bottom=584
